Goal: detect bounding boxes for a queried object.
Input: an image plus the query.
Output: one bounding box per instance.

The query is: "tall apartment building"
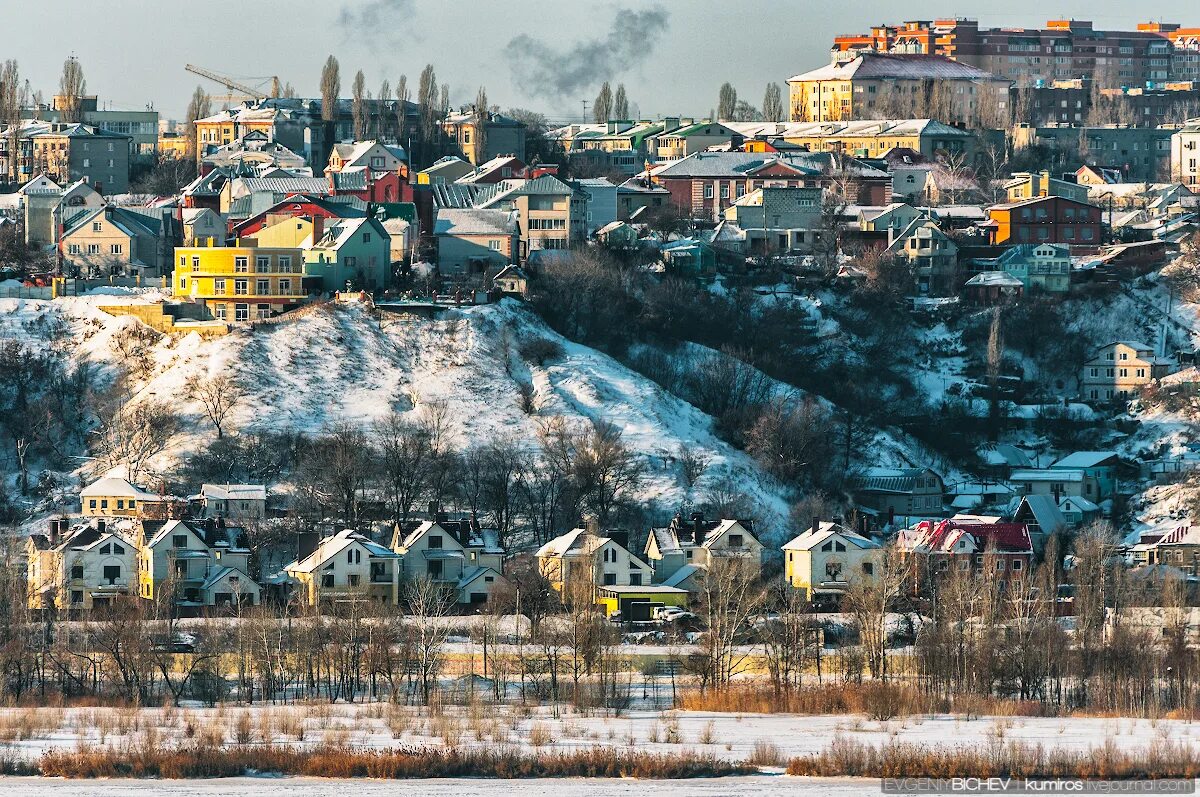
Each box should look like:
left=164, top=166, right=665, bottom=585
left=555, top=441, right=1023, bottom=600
left=832, top=19, right=1188, bottom=88
left=1172, top=120, right=1200, bottom=186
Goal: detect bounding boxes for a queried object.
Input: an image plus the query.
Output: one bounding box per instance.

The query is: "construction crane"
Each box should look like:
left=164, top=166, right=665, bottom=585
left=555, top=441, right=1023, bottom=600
left=185, top=64, right=282, bottom=104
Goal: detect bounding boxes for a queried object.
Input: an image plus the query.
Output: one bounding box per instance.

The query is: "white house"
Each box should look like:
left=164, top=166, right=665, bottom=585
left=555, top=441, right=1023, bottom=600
left=27, top=518, right=138, bottom=611
left=782, top=521, right=882, bottom=603
left=195, top=484, right=267, bottom=520
left=536, top=522, right=652, bottom=595
left=285, top=528, right=403, bottom=605
left=392, top=518, right=508, bottom=605
left=644, top=514, right=764, bottom=592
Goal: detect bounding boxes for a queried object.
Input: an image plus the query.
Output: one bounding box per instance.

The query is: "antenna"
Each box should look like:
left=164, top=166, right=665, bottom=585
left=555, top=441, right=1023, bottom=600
left=581, top=99, right=589, bottom=123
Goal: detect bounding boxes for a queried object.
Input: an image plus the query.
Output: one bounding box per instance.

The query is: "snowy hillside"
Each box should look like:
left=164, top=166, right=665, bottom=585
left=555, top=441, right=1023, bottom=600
left=0, top=294, right=794, bottom=541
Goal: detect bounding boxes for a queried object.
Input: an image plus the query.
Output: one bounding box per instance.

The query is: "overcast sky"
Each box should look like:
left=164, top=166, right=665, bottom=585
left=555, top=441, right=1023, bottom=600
left=9, top=0, right=1200, bottom=122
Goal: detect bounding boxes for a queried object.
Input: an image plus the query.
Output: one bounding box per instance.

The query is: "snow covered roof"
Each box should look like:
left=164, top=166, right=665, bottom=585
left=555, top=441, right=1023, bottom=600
left=782, top=522, right=880, bottom=552
left=81, top=477, right=159, bottom=500
left=1010, top=469, right=1084, bottom=482
left=1012, top=495, right=1067, bottom=537
left=287, top=529, right=400, bottom=573
left=434, top=208, right=518, bottom=237
left=1051, top=452, right=1119, bottom=469
left=200, top=484, right=267, bottom=502
left=964, top=271, right=1023, bottom=288
left=789, top=54, right=1001, bottom=83
left=662, top=564, right=703, bottom=589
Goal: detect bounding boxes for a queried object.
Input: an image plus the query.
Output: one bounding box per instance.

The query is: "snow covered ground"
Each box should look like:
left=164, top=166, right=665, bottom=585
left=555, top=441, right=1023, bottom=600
left=1, top=704, right=1196, bottom=763
left=0, top=775, right=859, bottom=796
left=0, top=295, right=793, bottom=539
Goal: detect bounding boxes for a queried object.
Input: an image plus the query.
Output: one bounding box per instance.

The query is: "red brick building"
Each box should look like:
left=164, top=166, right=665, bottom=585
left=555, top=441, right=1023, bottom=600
left=984, top=195, right=1103, bottom=246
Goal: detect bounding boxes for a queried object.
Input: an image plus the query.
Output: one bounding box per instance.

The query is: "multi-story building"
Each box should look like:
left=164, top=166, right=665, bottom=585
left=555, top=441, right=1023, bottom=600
left=1003, top=171, right=1091, bottom=203
left=787, top=53, right=1011, bottom=127
left=138, top=518, right=260, bottom=608
left=0, top=121, right=131, bottom=193
left=882, top=217, right=959, bottom=295
left=285, top=528, right=404, bottom=605
left=1171, top=119, right=1200, bottom=186
left=1080, top=341, right=1174, bottom=402
left=60, top=205, right=176, bottom=278
left=727, top=119, right=976, bottom=162
left=782, top=521, right=881, bottom=604
left=831, top=19, right=1186, bottom=88
left=431, top=174, right=586, bottom=258
left=536, top=523, right=653, bottom=594
left=441, top=109, right=526, bottom=165
left=22, top=95, right=159, bottom=159
left=643, top=514, right=764, bottom=594
left=173, top=239, right=308, bottom=322
left=721, top=185, right=824, bottom=254
left=1013, top=124, right=1175, bottom=181
left=977, top=243, right=1071, bottom=294
left=27, top=518, right=138, bottom=612
left=985, top=195, right=1102, bottom=246
left=650, top=150, right=891, bottom=221
left=303, top=216, right=393, bottom=292
left=1018, top=82, right=1200, bottom=127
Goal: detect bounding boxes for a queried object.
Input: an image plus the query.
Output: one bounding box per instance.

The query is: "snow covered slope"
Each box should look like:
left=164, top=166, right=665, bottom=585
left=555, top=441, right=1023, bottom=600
left=0, top=295, right=792, bottom=540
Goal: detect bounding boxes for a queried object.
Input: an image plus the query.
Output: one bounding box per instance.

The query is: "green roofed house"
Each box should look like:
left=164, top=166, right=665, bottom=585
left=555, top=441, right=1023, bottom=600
left=975, top=243, right=1071, bottom=294
left=652, top=120, right=740, bottom=161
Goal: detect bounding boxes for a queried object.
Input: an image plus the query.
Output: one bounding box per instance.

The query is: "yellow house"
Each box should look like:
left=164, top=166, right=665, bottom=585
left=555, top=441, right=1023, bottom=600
left=174, top=238, right=307, bottom=322
left=158, top=132, right=190, bottom=160
left=535, top=525, right=653, bottom=598
left=782, top=521, right=882, bottom=604
left=251, top=216, right=314, bottom=249
left=1080, top=341, right=1174, bottom=403
left=285, top=529, right=403, bottom=605
left=81, top=477, right=160, bottom=518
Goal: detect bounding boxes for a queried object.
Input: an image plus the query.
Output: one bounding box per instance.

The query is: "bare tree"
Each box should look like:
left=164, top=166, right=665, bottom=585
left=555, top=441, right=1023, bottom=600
left=91, top=399, right=180, bottom=485
left=593, top=82, right=613, bottom=123
left=573, top=420, right=643, bottom=526
left=762, top=82, right=784, bottom=123
left=185, top=372, right=241, bottom=439
left=842, top=543, right=906, bottom=681
left=613, top=84, right=629, bottom=120
left=0, top=60, right=25, bottom=181
left=692, top=557, right=765, bottom=690
left=405, top=575, right=455, bottom=704
left=473, top=85, right=489, bottom=164
left=320, top=55, right=341, bottom=122
left=394, top=75, right=409, bottom=144
left=374, top=411, right=433, bottom=523
left=717, top=83, right=737, bottom=121
left=183, top=86, right=212, bottom=161
left=351, top=70, right=367, bottom=140
left=986, top=308, right=1004, bottom=441
left=58, top=56, right=86, bottom=123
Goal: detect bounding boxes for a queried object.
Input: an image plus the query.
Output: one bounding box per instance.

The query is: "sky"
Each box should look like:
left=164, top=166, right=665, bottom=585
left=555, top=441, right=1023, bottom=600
left=6, top=0, right=1200, bottom=123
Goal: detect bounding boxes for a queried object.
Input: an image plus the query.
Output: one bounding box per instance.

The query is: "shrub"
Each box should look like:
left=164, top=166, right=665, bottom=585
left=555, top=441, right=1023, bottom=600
left=518, top=336, right=565, bottom=366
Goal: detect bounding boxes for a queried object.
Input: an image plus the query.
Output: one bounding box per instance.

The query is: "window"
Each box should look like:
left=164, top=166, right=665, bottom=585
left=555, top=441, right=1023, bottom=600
left=348, top=574, right=359, bottom=586
left=214, top=278, right=226, bottom=293
left=68, top=244, right=80, bottom=255
left=322, top=573, right=334, bottom=588
left=603, top=573, right=616, bottom=586
left=110, top=243, right=122, bottom=254
left=113, top=544, right=125, bottom=555
left=279, top=255, right=292, bottom=272
left=175, top=560, right=188, bottom=578
left=363, top=233, right=371, bottom=243
left=1012, top=560, right=1023, bottom=571
left=428, top=535, right=443, bottom=549
left=234, top=257, right=248, bottom=273
left=428, top=561, right=443, bottom=577
left=172, top=535, right=187, bottom=548
left=255, top=257, right=270, bottom=273
left=862, top=562, right=874, bottom=576
left=489, top=240, right=502, bottom=250
left=235, top=279, right=248, bottom=295
left=92, top=221, right=103, bottom=232
left=87, top=244, right=100, bottom=255
left=256, top=279, right=270, bottom=295
left=116, top=499, right=125, bottom=510
left=279, top=278, right=291, bottom=294
left=103, top=565, right=121, bottom=584
left=215, top=304, right=227, bottom=320
left=192, top=256, right=201, bottom=269
left=71, top=590, right=83, bottom=604
left=89, top=499, right=96, bottom=509
left=70, top=565, right=84, bottom=579
left=83, top=158, right=90, bottom=168
left=727, top=534, right=743, bottom=548
left=235, top=304, right=249, bottom=322
left=345, top=256, right=357, bottom=268
left=704, top=184, right=714, bottom=199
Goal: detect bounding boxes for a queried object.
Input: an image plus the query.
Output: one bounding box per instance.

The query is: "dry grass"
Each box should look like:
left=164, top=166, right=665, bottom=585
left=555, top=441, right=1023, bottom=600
left=786, top=736, right=1200, bottom=780
left=747, top=738, right=785, bottom=767
left=38, top=744, right=752, bottom=779
left=528, top=722, right=552, bottom=747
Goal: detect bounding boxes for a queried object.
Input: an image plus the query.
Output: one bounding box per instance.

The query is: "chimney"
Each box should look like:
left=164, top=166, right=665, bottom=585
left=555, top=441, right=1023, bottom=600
left=96, top=519, right=106, bottom=534
left=428, top=500, right=439, bottom=519
left=311, top=214, right=324, bottom=243
left=435, top=510, right=449, bottom=524
left=49, top=518, right=61, bottom=546
left=859, top=515, right=868, bottom=535
left=691, top=512, right=704, bottom=544
left=470, top=511, right=481, bottom=534
left=585, top=516, right=600, bottom=537
left=296, top=531, right=319, bottom=562
left=813, top=515, right=821, bottom=535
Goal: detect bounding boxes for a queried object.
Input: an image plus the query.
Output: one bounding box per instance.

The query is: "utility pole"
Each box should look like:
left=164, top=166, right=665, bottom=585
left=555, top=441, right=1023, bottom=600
left=581, top=99, right=589, bottom=123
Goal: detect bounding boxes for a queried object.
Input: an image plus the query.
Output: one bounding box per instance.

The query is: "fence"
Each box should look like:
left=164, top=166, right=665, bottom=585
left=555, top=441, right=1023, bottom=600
left=0, top=276, right=167, bottom=300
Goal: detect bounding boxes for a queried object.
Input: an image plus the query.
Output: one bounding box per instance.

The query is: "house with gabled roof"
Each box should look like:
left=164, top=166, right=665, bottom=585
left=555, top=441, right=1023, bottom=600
left=285, top=528, right=403, bottom=605
left=60, top=204, right=175, bottom=277
left=137, top=518, right=259, bottom=609
left=27, top=517, right=138, bottom=612
left=1080, top=341, right=1174, bottom=404
left=193, top=484, right=267, bottom=520
left=434, top=208, right=518, bottom=276
left=81, top=477, right=163, bottom=518
left=303, top=215, right=392, bottom=291
left=391, top=517, right=508, bottom=605
left=644, top=514, right=764, bottom=592
left=882, top=216, right=958, bottom=295
left=537, top=521, right=652, bottom=596
left=898, top=517, right=1034, bottom=585
left=782, top=520, right=881, bottom=603
left=851, top=466, right=945, bottom=520
left=1050, top=451, right=1120, bottom=502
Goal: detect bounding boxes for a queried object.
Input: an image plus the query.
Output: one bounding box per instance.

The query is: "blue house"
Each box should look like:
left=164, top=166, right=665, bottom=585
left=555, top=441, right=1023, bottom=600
left=1050, top=451, right=1120, bottom=502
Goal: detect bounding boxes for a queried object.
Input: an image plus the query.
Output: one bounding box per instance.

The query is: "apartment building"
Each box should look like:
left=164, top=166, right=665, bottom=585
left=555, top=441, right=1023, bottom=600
left=831, top=19, right=1184, bottom=88
left=1172, top=120, right=1200, bottom=186
left=1080, top=341, right=1174, bottom=402
left=174, top=239, right=308, bottom=322
left=787, top=53, right=1011, bottom=127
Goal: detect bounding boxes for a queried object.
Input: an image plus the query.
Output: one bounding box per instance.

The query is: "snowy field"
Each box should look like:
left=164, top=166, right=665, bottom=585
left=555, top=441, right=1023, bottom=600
left=1, top=703, right=1197, bottom=763
left=0, top=774, right=874, bottom=796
